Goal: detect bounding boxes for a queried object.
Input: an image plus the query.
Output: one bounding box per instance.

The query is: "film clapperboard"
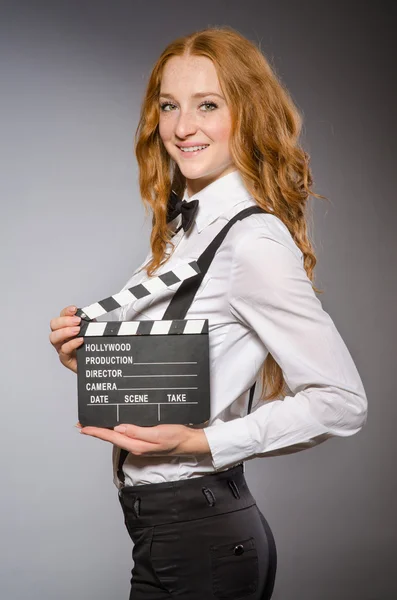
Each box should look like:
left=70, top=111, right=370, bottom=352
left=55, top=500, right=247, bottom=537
left=75, top=261, right=209, bottom=428
left=74, top=204, right=267, bottom=429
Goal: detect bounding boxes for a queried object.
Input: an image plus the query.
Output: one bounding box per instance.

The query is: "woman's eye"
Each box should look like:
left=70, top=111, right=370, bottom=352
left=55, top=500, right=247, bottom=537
left=160, top=102, right=176, bottom=112
left=199, top=101, right=218, bottom=111
left=159, top=101, right=218, bottom=112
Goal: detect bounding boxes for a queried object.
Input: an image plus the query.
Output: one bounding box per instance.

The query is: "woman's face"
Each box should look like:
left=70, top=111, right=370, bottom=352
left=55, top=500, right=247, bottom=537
left=158, top=54, right=235, bottom=196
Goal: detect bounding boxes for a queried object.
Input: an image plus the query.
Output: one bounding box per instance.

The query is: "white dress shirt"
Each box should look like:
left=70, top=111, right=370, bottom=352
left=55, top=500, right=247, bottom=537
left=102, top=170, right=367, bottom=488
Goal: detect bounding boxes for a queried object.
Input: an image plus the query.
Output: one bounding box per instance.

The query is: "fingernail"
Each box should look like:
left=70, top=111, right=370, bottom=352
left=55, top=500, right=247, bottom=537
left=114, top=425, right=127, bottom=433
left=72, top=317, right=81, bottom=324
left=72, top=327, right=80, bottom=334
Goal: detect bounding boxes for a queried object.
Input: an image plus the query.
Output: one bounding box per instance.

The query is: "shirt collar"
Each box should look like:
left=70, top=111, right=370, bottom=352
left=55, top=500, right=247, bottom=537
left=182, top=170, right=253, bottom=233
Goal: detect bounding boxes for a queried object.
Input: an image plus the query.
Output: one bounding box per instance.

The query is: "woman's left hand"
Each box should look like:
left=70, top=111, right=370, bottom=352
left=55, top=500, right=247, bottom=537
left=77, top=422, right=211, bottom=457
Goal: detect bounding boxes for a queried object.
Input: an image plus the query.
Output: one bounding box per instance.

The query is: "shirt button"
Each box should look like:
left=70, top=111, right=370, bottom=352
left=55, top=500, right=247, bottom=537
left=234, top=544, right=245, bottom=555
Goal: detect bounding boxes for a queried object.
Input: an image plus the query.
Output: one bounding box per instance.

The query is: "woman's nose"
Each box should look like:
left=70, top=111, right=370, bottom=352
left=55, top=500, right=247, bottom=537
left=174, top=110, right=198, bottom=137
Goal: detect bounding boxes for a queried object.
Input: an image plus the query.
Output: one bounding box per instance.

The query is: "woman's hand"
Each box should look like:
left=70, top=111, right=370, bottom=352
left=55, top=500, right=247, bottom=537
left=49, top=305, right=83, bottom=373
left=78, top=422, right=211, bottom=457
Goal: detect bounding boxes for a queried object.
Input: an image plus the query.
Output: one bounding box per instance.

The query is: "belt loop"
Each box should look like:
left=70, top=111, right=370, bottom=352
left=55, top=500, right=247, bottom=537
left=117, top=449, right=129, bottom=487
left=228, top=479, right=240, bottom=499
left=133, top=497, right=141, bottom=517
left=202, top=487, right=216, bottom=506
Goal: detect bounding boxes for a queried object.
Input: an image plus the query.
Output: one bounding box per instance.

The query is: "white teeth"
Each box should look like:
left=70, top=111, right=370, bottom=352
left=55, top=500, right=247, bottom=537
left=179, top=145, right=209, bottom=152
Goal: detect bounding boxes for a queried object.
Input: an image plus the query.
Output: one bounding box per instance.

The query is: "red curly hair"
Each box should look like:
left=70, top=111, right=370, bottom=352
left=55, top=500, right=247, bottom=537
left=134, top=25, right=327, bottom=402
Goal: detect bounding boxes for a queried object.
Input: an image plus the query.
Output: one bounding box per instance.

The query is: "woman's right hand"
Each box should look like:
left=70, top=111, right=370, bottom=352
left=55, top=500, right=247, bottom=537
left=49, top=305, right=84, bottom=374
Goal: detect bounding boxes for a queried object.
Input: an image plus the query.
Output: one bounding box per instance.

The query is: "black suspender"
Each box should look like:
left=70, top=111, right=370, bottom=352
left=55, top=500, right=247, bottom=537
left=117, top=205, right=267, bottom=484
left=162, top=206, right=266, bottom=320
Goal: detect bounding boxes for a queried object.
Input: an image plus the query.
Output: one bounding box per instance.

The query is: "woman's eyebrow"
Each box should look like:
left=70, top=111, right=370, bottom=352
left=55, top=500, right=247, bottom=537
left=159, top=92, right=224, bottom=99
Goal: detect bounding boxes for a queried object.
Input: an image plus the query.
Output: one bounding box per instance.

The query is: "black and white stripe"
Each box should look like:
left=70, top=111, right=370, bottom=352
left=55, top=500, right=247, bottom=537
left=79, top=319, right=208, bottom=337
left=76, top=261, right=200, bottom=321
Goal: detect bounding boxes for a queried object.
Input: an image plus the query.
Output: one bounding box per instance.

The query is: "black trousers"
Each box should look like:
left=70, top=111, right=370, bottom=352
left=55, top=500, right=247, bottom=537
left=118, top=463, right=277, bottom=599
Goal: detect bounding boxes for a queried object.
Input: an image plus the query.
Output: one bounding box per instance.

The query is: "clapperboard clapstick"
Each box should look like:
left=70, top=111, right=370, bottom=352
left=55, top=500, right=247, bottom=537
left=75, top=261, right=210, bottom=428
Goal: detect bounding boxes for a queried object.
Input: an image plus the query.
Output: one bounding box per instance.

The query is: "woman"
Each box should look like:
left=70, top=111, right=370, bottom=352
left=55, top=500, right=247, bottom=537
left=49, top=26, right=368, bottom=599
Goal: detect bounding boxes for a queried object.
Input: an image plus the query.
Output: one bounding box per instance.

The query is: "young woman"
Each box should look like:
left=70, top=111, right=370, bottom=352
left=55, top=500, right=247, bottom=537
left=49, top=26, right=368, bottom=600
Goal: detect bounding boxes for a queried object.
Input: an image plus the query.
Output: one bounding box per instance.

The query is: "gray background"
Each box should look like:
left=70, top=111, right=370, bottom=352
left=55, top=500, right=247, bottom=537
left=1, top=1, right=395, bottom=598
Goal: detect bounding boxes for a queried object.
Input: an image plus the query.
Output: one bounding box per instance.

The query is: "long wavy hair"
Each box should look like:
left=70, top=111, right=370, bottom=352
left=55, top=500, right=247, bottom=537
left=134, top=26, right=327, bottom=402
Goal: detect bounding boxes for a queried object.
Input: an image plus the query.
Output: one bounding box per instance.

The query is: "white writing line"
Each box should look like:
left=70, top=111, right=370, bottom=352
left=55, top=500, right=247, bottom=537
left=134, top=361, right=197, bottom=365
left=118, top=387, right=198, bottom=391
left=123, top=374, right=197, bottom=378
left=86, top=402, right=198, bottom=410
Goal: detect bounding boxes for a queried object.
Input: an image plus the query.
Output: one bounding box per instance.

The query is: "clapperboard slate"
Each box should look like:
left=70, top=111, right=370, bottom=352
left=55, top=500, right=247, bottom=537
left=75, top=261, right=210, bottom=428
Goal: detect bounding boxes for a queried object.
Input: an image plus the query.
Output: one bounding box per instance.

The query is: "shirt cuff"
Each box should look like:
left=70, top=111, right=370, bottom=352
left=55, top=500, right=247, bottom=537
left=203, top=418, right=257, bottom=471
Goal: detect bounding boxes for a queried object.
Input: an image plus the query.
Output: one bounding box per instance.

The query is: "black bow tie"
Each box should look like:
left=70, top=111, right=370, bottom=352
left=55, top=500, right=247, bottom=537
left=167, top=190, right=199, bottom=233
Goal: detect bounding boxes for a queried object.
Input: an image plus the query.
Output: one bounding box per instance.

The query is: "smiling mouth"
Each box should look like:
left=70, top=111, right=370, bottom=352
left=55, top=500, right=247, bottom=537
left=177, top=144, right=210, bottom=155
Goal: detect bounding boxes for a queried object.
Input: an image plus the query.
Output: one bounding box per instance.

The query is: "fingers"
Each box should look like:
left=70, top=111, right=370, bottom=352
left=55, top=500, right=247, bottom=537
left=49, top=305, right=82, bottom=374
left=58, top=336, right=84, bottom=372
left=79, top=427, right=156, bottom=454
left=49, top=308, right=81, bottom=352
left=49, top=324, right=81, bottom=351
left=114, top=423, right=160, bottom=443
left=60, top=305, right=78, bottom=318
left=50, top=315, right=81, bottom=332
left=59, top=335, right=84, bottom=358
